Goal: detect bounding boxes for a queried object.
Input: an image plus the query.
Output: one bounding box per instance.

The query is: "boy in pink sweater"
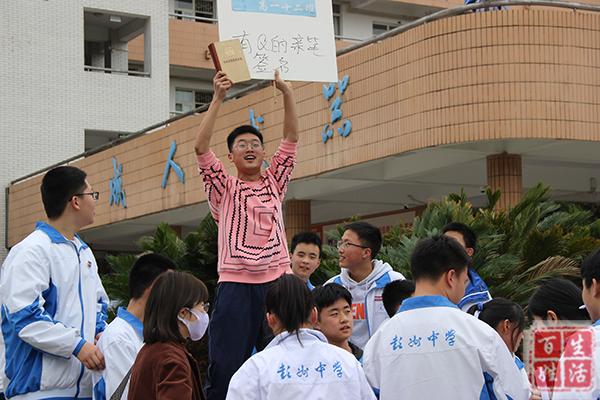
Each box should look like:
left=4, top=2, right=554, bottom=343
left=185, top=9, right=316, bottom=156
left=194, top=70, right=298, bottom=400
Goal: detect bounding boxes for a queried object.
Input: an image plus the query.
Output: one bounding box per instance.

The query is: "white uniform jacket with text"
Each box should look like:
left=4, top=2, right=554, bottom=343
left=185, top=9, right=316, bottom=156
left=226, top=329, right=376, bottom=400
left=363, top=295, right=529, bottom=400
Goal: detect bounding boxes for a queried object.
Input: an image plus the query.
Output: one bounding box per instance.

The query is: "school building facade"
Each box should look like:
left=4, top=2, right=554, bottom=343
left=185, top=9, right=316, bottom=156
left=4, top=2, right=600, bottom=255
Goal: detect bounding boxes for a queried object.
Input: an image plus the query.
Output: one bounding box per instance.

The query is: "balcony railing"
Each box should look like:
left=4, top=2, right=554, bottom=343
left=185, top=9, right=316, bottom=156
left=168, top=12, right=218, bottom=23
left=84, top=65, right=150, bottom=77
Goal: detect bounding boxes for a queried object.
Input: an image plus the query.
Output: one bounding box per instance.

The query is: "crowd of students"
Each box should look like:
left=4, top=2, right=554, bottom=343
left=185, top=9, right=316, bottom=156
left=1, top=70, right=600, bottom=400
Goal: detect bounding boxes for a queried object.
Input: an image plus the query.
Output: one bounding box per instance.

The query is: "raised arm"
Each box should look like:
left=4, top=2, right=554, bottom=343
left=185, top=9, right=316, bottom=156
left=274, top=70, right=298, bottom=143
left=194, top=72, right=232, bottom=155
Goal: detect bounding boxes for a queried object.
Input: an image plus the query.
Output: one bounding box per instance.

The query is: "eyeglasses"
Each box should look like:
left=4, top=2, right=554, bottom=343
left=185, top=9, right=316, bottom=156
left=336, top=240, right=369, bottom=250
left=234, top=141, right=263, bottom=151
left=198, top=303, right=210, bottom=313
left=74, top=192, right=100, bottom=201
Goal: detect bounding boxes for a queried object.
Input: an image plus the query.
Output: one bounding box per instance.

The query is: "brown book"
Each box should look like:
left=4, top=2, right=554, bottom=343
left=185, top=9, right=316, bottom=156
left=208, top=39, right=251, bottom=83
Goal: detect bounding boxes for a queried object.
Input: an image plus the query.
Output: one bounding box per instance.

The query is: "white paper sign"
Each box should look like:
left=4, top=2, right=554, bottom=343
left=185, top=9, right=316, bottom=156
left=217, top=0, right=338, bottom=82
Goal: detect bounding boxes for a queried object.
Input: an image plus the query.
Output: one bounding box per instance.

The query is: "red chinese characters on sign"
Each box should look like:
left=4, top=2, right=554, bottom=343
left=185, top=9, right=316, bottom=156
left=528, top=326, right=595, bottom=393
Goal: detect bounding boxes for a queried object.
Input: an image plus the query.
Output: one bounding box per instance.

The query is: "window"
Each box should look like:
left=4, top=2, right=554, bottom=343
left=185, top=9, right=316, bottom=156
left=372, top=22, right=399, bottom=36
left=84, top=10, right=149, bottom=76
left=332, top=3, right=341, bottom=36
left=175, top=88, right=213, bottom=113
left=174, top=0, right=215, bottom=21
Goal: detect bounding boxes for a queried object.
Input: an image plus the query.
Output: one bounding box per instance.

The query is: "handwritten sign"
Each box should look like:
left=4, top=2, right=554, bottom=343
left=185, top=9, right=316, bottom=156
left=217, top=0, right=338, bottom=82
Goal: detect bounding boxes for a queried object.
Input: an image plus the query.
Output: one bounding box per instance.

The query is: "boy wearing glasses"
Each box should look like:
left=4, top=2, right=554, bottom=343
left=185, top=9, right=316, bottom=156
left=193, top=70, right=298, bottom=400
left=0, top=166, right=109, bottom=399
left=326, top=221, right=405, bottom=348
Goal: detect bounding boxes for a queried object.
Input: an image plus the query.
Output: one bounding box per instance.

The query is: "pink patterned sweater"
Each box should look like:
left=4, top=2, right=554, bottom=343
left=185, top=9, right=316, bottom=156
left=196, top=140, right=297, bottom=284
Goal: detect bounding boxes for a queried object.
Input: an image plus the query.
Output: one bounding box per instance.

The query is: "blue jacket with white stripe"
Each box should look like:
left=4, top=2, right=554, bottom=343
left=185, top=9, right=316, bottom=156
left=0, top=222, right=109, bottom=399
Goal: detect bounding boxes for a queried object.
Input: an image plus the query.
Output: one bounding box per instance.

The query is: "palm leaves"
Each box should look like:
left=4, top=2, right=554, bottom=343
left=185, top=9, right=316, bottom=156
left=101, top=183, right=600, bottom=313
left=102, top=215, right=219, bottom=309
left=316, top=183, right=600, bottom=309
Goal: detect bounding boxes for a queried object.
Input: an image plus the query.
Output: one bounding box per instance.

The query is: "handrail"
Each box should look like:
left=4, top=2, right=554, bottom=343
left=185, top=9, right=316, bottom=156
left=84, top=65, right=150, bottom=77
left=168, top=12, right=218, bottom=23
left=334, top=35, right=364, bottom=42
left=11, top=0, right=600, bottom=185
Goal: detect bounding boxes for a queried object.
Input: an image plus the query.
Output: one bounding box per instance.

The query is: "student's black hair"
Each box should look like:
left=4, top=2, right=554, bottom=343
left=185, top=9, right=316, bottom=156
left=143, top=271, right=209, bottom=344
left=468, top=298, right=525, bottom=350
left=528, top=278, right=589, bottom=321
left=382, top=280, right=415, bottom=318
left=290, top=232, right=322, bottom=256
left=129, top=253, right=176, bottom=300
left=581, top=247, right=600, bottom=289
left=226, top=125, right=264, bottom=152
left=410, top=235, right=469, bottom=281
left=312, top=283, right=352, bottom=314
left=40, top=166, right=88, bottom=219
left=344, top=221, right=382, bottom=259
left=442, top=222, right=477, bottom=251
left=265, top=274, right=314, bottom=334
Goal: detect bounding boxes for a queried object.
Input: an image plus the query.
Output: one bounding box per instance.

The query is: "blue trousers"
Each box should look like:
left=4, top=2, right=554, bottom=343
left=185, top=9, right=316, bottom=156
left=205, top=281, right=273, bottom=400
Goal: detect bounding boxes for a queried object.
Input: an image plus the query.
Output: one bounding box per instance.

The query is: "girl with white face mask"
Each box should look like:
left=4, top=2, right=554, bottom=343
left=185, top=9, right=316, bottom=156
left=128, top=271, right=209, bottom=400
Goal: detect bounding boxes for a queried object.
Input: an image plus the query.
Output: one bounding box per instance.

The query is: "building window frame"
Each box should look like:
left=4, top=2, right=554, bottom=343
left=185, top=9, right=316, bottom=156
left=372, top=21, right=399, bottom=36
left=175, top=88, right=213, bottom=114
left=332, top=3, right=342, bottom=37
left=174, top=0, right=216, bottom=21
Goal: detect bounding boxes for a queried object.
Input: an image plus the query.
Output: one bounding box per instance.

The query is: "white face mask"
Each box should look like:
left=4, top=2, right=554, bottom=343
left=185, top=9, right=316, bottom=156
left=178, top=308, right=209, bottom=341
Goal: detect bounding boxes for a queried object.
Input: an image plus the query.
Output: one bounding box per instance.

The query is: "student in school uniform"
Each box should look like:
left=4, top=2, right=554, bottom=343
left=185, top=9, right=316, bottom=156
left=194, top=70, right=298, bottom=400
left=92, top=253, right=175, bottom=400
left=326, top=222, right=405, bottom=348
left=290, top=232, right=322, bottom=290
left=469, top=298, right=538, bottom=399
left=363, top=235, right=529, bottom=400
left=553, top=248, right=600, bottom=399
left=313, top=283, right=363, bottom=361
left=442, top=222, right=492, bottom=311
left=226, top=274, right=375, bottom=400
left=0, top=166, right=108, bottom=400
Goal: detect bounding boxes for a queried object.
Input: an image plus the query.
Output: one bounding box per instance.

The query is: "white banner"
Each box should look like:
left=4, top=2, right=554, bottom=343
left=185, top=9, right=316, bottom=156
left=217, top=0, right=338, bottom=82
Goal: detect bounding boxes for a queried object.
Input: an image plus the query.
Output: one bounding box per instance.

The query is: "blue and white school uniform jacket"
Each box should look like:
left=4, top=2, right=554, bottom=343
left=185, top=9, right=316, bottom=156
left=363, top=296, right=529, bottom=400
left=0, top=222, right=109, bottom=400
left=326, top=260, right=405, bottom=348
left=458, top=268, right=492, bottom=311
left=92, top=307, right=143, bottom=400
left=226, top=329, right=375, bottom=400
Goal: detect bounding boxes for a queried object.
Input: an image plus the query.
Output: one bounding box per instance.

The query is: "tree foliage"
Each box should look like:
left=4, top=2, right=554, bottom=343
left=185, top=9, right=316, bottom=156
left=314, top=184, right=600, bottom=309
left=101, top=183, right=600, bottom=314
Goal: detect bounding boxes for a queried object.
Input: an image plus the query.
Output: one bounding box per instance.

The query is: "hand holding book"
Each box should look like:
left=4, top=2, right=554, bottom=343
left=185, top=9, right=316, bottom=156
left=208, top=39, right=251, bottom=84
left=213, top=72, right=232, bottom=102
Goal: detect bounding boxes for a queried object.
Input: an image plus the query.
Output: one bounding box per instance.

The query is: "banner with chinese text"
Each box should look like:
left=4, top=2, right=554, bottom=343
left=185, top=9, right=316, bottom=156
left=217, top=0, right=338, bottom=82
